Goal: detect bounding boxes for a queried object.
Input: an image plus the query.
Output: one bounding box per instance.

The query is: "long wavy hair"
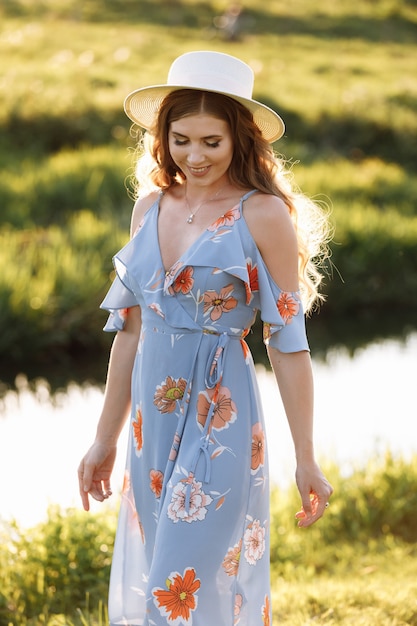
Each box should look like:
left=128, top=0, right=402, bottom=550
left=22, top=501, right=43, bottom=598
left=133, top=89, right=331, bottom=313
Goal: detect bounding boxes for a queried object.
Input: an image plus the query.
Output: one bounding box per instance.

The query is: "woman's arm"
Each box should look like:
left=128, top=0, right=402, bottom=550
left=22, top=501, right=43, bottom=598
left=245, top=193, right=333, bottom=526
left=78, top=304, right=142, bottom=511
left=78, top=193, right=158, bottom=511
left=267, top=346, right=333, bottom=527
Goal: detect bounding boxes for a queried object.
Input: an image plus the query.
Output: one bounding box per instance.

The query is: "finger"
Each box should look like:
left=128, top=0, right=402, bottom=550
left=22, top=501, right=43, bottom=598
left=297, top=494, right=330, bottom=528
left=89, top=480, right=106, bottom=502
left=299, top=491, right=315, bottom=519
left=80, top=462, right=95, bottom=496
left=77, top=463, right=91, bottom=512
left=103, top=478, right=112, bottom=497
left=80, top=489, right=90, bottom=512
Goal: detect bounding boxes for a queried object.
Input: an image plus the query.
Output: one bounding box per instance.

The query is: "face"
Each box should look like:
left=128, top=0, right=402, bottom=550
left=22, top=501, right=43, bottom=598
left=168, top=114, right=234, bottom=187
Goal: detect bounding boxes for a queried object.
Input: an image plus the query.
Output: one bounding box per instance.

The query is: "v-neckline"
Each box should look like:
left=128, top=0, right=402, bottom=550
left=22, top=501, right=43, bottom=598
left=155, top=195, right=234, bottom=275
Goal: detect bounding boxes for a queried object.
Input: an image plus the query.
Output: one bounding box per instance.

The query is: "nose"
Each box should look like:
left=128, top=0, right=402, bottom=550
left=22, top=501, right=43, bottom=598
left=187, top=143, right=205, bottom=165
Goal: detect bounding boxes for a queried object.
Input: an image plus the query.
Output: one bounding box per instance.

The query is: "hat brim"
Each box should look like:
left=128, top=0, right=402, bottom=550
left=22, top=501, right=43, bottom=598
left=124, top=85, right=285, bottom=143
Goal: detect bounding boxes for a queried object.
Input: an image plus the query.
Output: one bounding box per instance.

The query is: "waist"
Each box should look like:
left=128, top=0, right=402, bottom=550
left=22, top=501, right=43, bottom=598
left=143, top=322, right=248, bottom=339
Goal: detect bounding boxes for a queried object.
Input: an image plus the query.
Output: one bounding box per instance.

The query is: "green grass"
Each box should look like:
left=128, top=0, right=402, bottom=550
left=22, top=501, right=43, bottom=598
left=273, top=558, right=417, bottom=625
left=0, top=0, right=416, bottom=376
left=1, top=453, right=417, bottom=625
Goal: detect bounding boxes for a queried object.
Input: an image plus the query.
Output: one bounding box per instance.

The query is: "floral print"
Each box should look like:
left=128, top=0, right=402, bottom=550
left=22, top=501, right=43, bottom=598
left=149, top=301, right=165, bottom=318
left=277, top=291, right=300, bottom=324
left=101, top=191, right=308, bottom=625
left=164, top=260, right=185, bottom=293
left=154, top=376, right=187, bottom=413
left=197, top=385, right=237, bottom=431
left=170, top=266, right=194, bottom=295
left=234, top=593, right=243, bottom=624
left=262, top=595, right=270, bottom=626
left=153, top=567, right=201, bottom=625
left=149, top=469, right=164, bottom=498
left=244, top=519, right=266, bottom=565
left=251, top=422, right=265, bottom=473
left=208, top=206, right=241, bottom=231
left=167, top=476, right=213, bottom=523
left=245, top=258, right=259, bottom=304
left=132, top=406, right=143, bottom=456
left=222, top=539, right=242, bottom=576
left=203, top=283, right=238, bottom=321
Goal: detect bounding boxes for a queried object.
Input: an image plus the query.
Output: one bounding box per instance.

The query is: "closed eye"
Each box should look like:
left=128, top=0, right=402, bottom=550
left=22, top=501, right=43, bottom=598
left=173, top=139, right=221, bottom=148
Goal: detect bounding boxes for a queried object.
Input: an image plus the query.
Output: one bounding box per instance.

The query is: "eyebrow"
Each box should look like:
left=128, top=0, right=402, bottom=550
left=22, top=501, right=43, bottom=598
left=171, top=131, right=223, bottom=140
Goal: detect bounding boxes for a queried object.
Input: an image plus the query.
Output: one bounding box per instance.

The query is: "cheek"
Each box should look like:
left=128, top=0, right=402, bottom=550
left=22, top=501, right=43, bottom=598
left=221, top=141, right=234, bottom=165
left=168, top=144, right=182, bottom=164
left=220, top=147, right=234, bottom=169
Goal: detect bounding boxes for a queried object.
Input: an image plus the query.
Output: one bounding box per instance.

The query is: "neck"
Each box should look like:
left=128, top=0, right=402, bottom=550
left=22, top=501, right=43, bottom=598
left=183, top=181, right=229, bottom=224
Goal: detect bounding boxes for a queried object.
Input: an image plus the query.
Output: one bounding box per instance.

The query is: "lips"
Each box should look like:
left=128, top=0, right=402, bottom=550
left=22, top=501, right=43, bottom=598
left=188, top=165, right=210, bottom=175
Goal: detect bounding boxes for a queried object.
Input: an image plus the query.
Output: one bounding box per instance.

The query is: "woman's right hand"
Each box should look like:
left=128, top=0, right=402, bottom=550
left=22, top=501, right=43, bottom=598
left=78, top=442, right=117, bottom=511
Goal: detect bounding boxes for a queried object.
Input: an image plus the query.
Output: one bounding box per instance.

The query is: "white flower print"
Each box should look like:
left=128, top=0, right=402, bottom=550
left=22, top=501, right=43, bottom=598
left=243, top=519, right=266, bottom=565
left=167, top=477, right=213, bottom=524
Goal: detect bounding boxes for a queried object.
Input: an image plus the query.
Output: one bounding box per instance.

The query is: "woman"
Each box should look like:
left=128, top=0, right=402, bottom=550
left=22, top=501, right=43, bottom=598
left=78, top=51, right=333, bottom=626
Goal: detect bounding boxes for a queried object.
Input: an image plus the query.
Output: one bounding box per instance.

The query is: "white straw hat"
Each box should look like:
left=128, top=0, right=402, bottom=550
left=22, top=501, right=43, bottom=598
left=124, top=51, right=285, bottom=143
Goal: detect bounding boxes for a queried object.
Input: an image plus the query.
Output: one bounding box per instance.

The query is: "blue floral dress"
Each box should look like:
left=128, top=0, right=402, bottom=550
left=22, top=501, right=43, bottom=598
left=101, top=190, right=309, bottom=626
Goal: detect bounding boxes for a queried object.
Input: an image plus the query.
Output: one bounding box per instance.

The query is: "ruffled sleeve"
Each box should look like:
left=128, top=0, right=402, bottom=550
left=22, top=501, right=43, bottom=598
left=100, top=273, right=138, bottom=332
left=256, top=257, right=309, bottom=353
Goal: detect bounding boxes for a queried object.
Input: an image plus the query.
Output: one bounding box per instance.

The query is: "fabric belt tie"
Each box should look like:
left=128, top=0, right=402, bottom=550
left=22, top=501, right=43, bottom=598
left=153, top=326, right=246, bottom=516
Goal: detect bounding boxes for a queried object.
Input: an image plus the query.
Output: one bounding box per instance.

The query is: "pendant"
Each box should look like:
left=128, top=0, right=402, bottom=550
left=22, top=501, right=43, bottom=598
left=186, top=214, right=195, bottom=224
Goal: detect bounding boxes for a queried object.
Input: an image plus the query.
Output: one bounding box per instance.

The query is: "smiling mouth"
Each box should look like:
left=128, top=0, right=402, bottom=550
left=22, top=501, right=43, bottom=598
left=188, top=166, right=210, bottom=174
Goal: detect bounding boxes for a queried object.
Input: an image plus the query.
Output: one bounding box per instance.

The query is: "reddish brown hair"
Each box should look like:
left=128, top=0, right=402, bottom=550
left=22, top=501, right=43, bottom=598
left=148, top=89, right=287, bottom=200
left=134, top=89, right=331, bottom=312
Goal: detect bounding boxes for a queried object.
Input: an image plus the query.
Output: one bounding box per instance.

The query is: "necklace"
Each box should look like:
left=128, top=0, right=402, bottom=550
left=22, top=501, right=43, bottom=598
left=184, top=185, right=226, bottom=224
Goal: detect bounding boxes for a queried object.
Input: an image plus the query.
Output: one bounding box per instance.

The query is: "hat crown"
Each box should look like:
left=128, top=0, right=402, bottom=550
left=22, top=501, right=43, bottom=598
left=167, top=51, right=254, bottom=101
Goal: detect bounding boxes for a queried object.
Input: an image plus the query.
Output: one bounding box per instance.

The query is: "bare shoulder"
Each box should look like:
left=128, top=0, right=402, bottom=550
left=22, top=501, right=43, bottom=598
left=243, top=192, right=297, bottom=251
left=243, top=192, right=299, bottom=291
left=130, top=191, right=160, bottom=237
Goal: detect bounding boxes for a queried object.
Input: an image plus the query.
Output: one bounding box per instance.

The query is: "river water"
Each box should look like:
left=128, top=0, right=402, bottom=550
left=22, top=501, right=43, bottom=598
left=0, top=333, right=415, bottom=528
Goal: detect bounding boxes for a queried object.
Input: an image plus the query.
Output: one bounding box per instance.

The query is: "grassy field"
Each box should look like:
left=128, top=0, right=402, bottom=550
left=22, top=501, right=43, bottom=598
left=1, top=0, right=417, bottom=384
left=1, top=454, right=417, bottom=625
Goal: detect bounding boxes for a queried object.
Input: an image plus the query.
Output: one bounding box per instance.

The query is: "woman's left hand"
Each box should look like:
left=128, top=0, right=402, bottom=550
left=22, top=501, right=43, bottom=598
left=294, top=460, right=333, bottom=527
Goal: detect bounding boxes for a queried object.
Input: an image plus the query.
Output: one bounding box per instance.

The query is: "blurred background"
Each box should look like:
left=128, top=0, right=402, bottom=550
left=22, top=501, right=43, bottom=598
left=0, top=1, right=416, bottom=624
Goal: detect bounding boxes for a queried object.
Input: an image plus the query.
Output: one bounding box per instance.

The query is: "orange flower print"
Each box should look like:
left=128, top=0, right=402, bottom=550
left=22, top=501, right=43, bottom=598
left=251, top=422, right=265, bottom=473
left=164, top=260, right=185, bottom=292
left=245, top=259, right=259, bottom=304
left=234, top=593, right=243, bottom=624
left=153, top=567, right=200, bottom=625
left=243, top=519, right=266, bottom=565
left=262, top=595, right=270, bottom=626
left=170, top=266, right=194, bottom=295
left=277, top=291, right=300, bottom=324
left=132, top=406, right=143, bottom=456
left=208, top=206, right=241, bottom=231
left=247, top=261, right=259, bottom=292
left=240, top=338, right=251, bottom=363
left=167, top=477, right=213, bottom=523
left=149, top=469, right=164, bottom=499
left=197, top=385, right=237, bottom=431
left=203, top=284, right=238, bottom=321
left=222, top=539, right=242, bottom=576
left=154, top=376, right=187, bottom=413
